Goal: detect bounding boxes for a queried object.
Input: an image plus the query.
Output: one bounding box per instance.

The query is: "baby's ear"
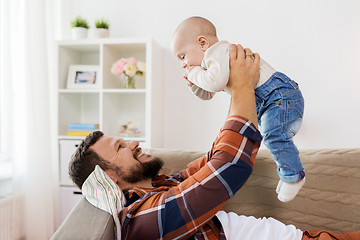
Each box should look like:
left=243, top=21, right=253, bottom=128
left=197, top=36, right=209, bottom=51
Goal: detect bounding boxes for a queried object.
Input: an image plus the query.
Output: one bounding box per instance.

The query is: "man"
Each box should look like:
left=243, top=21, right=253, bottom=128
left=69, top=45, right=359, bottom=240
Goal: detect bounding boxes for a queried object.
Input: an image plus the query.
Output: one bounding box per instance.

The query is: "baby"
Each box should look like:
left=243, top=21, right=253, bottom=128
left=171, top=16, right=305, bottom=202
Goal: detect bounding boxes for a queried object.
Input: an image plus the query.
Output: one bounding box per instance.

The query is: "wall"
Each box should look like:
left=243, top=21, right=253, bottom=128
left=59, top=0, right=360, bottom=152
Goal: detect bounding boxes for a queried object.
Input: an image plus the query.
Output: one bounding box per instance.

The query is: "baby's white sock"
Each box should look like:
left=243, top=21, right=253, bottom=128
left=276, top=180, right=283, bottom=194
left=277, top=177, right=306, bottom=202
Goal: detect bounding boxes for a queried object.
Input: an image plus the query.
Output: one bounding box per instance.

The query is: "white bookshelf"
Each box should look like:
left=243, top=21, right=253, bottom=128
left=56, top=38, right=163, bottom=146
left=54, top=38, right=163, bottom=225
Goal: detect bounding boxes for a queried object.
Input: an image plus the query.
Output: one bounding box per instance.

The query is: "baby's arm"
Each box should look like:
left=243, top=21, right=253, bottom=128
left=187, top=43, right=230, bottom=92
left=183, top=69, right=215, bottom=100
left=190, top=85, right=216, bottom=100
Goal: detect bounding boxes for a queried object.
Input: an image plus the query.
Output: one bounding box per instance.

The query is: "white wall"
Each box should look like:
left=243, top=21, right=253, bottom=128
left=59, top=0, right=360, bottom=152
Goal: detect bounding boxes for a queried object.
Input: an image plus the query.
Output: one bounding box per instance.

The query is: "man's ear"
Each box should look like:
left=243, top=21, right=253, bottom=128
left=197, top=36, right=209, bottom=51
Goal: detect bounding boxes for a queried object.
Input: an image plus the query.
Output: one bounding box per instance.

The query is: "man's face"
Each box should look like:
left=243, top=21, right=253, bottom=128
left=90, top=136, right=163, bottom=184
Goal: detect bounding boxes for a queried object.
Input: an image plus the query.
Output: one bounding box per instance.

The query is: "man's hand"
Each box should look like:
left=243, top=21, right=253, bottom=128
left=227, top=44, right=260, bottom=127
left=226, top=44, right=260, bottom=92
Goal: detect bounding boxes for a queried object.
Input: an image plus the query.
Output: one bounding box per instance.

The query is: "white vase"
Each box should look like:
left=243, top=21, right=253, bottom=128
left=71, top=27, right=88, bottom=40
left=94, top=28, right=109, bottom=38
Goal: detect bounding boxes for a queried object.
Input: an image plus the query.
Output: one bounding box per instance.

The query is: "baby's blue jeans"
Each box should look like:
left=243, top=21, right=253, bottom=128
left=255, top=72, right=305, bottom=183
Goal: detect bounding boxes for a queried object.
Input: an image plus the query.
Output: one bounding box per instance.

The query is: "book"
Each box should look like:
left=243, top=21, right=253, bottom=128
left=68, top=123, right=99, bottom=130
left=67, top=131, right=94, bottom=136
left=67, top=129, right=98, bottom=132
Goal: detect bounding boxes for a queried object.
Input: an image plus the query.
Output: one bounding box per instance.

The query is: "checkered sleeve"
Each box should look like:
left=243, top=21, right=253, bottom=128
left=121, top=115, right=262, bottom=240
left=181, top=115, right=262, bottom=179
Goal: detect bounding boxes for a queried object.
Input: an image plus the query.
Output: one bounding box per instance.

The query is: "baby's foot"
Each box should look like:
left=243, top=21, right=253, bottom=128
left=277, top=177, right=306, bottom=202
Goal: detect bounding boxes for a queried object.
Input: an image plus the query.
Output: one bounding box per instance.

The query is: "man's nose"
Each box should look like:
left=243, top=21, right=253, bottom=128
left=128, top=140, right=139, bottom=151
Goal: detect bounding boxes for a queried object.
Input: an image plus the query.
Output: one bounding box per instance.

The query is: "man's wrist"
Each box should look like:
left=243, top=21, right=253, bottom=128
left=228, top=89, right=258, bottom=126
left=231, top=87, right=255, bottom=97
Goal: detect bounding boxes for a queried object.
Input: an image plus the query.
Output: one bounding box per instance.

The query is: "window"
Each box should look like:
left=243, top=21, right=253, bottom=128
left=0, top=0, right=12, bottom=182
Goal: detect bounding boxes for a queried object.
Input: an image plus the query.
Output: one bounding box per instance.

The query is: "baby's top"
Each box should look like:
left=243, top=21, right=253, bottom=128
left=188, top=40, right=277, bottom=100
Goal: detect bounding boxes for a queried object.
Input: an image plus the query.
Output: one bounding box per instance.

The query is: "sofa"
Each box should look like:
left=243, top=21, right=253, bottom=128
left=51, top=148, right=360, bottom=239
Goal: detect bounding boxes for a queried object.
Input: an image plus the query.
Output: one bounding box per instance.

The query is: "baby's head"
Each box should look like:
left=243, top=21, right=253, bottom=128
left=171, top=16, right=218, bottom=68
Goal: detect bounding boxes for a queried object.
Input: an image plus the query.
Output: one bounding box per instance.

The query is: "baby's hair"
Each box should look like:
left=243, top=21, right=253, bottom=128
left=176, top=16, right=217, bottom=38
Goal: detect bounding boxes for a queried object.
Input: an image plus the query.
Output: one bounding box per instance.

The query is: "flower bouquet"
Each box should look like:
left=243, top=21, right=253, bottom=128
left=110, top=57, right=146, bottom=88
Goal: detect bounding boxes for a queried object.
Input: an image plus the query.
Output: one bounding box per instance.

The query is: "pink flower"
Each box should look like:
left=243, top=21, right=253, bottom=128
left=111, top=57, right=145, bottom=77
left=127, top=57, right=137, bottom=65
left=111, top=58, right=127, bottom=75
left=117, top=58, right=128, bottom=65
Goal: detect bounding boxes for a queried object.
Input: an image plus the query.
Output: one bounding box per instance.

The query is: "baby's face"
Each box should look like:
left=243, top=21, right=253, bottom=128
left=171, top=34, right=204, bottom=70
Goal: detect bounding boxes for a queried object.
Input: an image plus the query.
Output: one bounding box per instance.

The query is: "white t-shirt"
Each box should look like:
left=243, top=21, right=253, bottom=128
left=187, top=40, right=276, bottom=100
left=216, top=211, right=303, bottom=240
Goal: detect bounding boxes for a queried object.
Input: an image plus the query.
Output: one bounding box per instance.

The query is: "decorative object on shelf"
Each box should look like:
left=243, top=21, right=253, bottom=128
left=118, top=121, right=141, bottom=137
left=124, top=75, right=135, bottom=89
left=110, top=57, right=146, bottom=89
left=67, top=65, right=100, bottom=89
left=67, top=123, right=99, bottom=136
left=71, top=16, right=89, bottom=40
left=94, top=19, right=110, bottom=38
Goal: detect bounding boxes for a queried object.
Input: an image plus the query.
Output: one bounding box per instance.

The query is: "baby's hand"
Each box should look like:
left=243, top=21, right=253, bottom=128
left=186, top=66, right=194, bottom=74
left=182, top=73, right=194, bottom=87
left=183, top=66, right=195, bottom=86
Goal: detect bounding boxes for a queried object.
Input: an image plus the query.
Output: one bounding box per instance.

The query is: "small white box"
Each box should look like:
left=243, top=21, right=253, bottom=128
left=59, top=140, right=82, bottom=186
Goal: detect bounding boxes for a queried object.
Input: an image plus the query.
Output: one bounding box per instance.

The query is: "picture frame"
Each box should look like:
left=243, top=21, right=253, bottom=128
left=66, top=65, right=100, bottom=89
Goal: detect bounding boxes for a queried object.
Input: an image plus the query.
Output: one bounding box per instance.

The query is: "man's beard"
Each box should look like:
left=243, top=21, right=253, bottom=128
left=112, top=157, right=164, bottom=184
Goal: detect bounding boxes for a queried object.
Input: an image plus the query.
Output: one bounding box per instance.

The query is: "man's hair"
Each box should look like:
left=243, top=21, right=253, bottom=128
left=68, top=130, right=110, bottom=189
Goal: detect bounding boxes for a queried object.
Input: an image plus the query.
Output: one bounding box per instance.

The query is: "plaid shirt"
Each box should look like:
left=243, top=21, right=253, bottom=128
left=119, top=115, right=262, bottom=240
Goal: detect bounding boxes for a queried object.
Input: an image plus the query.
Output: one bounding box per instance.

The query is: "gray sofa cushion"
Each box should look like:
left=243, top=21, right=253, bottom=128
left=51, top=197, right=114, bottom=240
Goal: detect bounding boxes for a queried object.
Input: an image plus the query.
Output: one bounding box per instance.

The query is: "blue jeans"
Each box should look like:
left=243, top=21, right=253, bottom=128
left=255, top=72, right=305, bottom=183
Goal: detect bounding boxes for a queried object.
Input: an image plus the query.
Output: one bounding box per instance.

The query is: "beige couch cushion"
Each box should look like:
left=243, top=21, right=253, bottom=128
left=53, top=148, right=360, bottom=239
left=150, top=148, right=360, bottom=233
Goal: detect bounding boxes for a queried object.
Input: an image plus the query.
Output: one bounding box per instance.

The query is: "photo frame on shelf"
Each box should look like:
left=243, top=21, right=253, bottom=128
left=67, top=65, right=100, bottom=89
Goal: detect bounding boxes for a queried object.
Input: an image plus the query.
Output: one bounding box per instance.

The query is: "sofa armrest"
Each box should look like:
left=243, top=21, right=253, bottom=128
left=51, top=197, right=114, bottom=240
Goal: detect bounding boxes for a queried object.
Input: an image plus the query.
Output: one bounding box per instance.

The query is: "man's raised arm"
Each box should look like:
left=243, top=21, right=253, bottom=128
left=227, top=44, right=260, bottom=127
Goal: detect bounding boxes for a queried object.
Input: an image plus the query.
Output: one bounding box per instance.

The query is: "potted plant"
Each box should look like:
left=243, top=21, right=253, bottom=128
left=71, top=16, right=89, bottom=39
left=94, top=19, right=110, bottom=38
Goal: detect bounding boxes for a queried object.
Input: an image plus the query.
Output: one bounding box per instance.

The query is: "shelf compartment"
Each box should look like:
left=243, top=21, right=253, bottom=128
left=58, top=44, right=100, bottom=89
left=58, top=92, right=100, bottom=136
left=102, top=92, right=146, bottom=137
left=102, top=43, right=146, bottom=89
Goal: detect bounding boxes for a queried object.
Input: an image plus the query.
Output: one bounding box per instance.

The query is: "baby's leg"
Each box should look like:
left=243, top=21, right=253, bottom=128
left=256, top=72, right=305, bottom=202
left=260, top=98, right=305, bottom=202
left=263, top=125, right=306, bottom=202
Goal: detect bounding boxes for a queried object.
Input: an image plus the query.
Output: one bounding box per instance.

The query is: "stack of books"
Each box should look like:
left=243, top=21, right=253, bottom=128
left=67, top=123, right=99, bottom=136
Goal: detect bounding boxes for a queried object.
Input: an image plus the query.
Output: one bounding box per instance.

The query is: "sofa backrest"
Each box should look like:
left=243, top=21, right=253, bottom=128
left=51, top=197, right=114, bottom=240
left=150, top=148, right=360, bottom=233
left=52, top=148, right=360, bottom=238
